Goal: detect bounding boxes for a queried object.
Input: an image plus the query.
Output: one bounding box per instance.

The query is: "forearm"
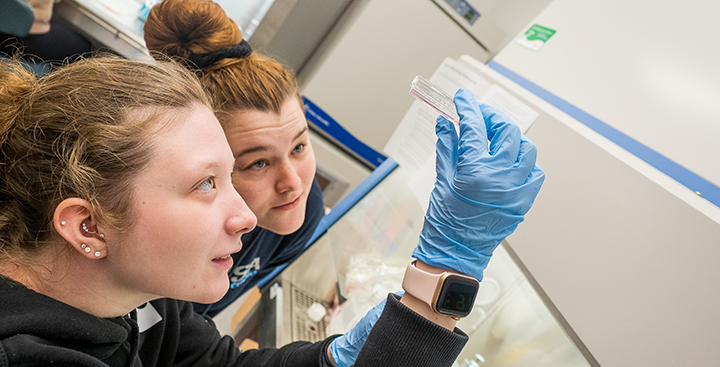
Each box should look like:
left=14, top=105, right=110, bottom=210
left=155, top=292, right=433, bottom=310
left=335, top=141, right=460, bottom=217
left=353, top=293, right=467, bottom=366
left=326, top=261, right=464, bottom=366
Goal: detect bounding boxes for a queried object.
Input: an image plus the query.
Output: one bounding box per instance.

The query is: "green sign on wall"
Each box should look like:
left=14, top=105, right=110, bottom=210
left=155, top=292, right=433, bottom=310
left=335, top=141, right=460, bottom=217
left=516, top=24, right=557, bottom=51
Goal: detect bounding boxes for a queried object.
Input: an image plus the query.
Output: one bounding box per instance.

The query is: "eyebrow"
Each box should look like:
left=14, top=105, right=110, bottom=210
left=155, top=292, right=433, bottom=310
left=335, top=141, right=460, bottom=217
left=182, top=159, right=224, bottom=185
left=188, top=159, right=223, bottom=172
left=235, top=126, right=308, bottom=158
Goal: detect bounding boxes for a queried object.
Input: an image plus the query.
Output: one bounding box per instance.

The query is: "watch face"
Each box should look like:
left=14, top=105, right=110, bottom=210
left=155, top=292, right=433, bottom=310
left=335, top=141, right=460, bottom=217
left=435, top=275, right=479, bottom=318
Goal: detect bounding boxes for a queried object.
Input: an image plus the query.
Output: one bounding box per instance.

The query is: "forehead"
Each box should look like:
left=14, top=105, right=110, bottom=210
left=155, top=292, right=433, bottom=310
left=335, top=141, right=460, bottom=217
left=139, top=105, right=231, bottom=178
left=224, top=98, right=306, bottom=139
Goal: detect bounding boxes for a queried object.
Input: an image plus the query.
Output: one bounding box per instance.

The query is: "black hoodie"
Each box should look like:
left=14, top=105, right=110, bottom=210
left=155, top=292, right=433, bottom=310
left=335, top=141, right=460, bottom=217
left=0, top=276, right=467, bottom=366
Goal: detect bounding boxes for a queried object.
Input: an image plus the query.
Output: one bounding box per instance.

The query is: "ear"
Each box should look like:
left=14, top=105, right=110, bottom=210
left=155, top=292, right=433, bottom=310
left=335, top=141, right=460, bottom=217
left=53, top=198, right=107, bottom=259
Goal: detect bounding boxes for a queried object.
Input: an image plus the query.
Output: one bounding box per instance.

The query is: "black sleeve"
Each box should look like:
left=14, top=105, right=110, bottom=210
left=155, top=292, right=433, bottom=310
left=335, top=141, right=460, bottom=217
left=232, top=337, right=337, bottom=367
left=143, top=299, right=334, bottom=367
left=354, top=294, right=468, bottom=367
left=151, top=294, right=465, bottom=367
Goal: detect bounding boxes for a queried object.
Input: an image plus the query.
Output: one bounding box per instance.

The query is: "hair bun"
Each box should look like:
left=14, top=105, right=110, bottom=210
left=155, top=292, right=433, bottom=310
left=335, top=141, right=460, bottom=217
left=144, top=0, right=243, bottom=59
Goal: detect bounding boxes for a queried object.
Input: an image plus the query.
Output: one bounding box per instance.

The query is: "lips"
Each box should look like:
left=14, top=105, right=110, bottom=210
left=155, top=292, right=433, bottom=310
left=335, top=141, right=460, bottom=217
left=213, top=243, right=242, bottom=268
left=212, top=254, right=234, bottom=270
left=273, top=195, right=301, bottom=211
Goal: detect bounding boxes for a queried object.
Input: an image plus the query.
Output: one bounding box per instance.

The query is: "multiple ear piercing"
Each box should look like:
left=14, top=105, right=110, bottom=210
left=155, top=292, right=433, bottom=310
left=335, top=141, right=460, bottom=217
left=81, top=244, right=101, bottom=257
left=82, top=221, right=105, bottom=238
left=81, top=220, right=104, bottom=257
left=59, top=220, right=104, bottom=258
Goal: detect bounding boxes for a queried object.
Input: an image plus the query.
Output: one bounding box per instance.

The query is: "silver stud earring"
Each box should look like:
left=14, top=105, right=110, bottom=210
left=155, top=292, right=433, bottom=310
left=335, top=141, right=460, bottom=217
left=60, top=221, right=66, bottom=226
left=82, top=221, right=105, bottom=238
left=94, top=251, right=101, bottom=257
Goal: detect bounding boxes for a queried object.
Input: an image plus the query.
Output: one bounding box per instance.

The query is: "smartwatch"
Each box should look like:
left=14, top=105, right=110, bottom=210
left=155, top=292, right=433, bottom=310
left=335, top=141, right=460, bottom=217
left=401, top=260, right=479, bottom=319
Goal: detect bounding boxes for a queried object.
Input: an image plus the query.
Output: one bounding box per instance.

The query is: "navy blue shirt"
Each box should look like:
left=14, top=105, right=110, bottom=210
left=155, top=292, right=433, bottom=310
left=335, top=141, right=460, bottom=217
left=194, top=178, right=324, bottom=317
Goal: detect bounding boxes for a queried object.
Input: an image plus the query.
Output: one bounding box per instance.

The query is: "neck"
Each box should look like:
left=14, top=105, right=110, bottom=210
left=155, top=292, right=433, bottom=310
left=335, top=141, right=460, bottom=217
left=1, top=247, right=150, bottom=318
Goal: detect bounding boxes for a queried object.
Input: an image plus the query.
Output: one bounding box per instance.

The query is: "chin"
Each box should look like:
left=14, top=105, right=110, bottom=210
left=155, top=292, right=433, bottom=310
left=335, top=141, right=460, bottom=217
left=268, top=222, right=303, bottom=235
left=265, top=217, right=304, bottom=235
left=194, top=291, right=227, bottom=305
left=190, top=279, right=230, bottom=304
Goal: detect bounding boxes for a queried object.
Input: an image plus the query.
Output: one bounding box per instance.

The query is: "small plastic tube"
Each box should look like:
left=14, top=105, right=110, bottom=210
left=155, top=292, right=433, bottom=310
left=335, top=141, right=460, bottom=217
left=409, top=75, right=460, bottom=123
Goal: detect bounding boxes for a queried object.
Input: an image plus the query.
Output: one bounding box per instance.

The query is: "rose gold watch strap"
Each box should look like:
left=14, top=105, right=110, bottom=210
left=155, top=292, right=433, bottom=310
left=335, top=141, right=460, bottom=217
left=401, top=260, right=443, bottom=308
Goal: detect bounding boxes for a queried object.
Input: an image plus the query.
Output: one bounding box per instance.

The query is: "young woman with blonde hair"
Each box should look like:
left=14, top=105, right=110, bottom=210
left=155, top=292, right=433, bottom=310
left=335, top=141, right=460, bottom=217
left=144, top=0, right=324, bottom=319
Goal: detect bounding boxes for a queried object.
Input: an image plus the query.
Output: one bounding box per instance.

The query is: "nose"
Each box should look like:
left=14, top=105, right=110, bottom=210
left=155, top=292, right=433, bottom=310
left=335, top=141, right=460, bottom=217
left=225, top=189, right=257, bottom=236
left=274, top=160, right=301, bottom=194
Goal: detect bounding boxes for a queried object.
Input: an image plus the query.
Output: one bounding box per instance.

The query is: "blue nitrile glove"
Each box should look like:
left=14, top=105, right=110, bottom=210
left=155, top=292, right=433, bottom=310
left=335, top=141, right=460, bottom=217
left=329, top=292, right=403, bottom=367
left=412, top=88, right=545, bottom=281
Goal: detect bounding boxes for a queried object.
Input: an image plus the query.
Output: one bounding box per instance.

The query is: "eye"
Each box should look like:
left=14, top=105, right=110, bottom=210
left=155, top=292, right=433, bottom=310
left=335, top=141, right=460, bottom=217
left=292, top=143, right=305, bottom=154
left=196, top=176, right=216, bottom=192
left=247, top=160, right=267, bottom=170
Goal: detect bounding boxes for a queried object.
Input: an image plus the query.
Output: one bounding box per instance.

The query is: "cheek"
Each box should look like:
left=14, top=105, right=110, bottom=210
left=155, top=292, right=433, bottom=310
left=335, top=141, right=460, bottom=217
left=301, top=147, right=317, bottom=186
left=139, top=215, right=197, bottom=254
left=232, top=176, right=267, bottom=212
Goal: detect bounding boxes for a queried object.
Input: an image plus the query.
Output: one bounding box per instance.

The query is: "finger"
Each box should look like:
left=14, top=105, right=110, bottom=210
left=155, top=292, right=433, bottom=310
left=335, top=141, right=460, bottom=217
left=514, top=134, right=538, bottom=179
left=453, top=89, right=489, bottom=156
left=517, top=164, right=546, bottom=213
left=434, top=114, right=458, bottom=182
left=495, top=135, right=538, bottom=187
left=479, top=104, right=521, bottom=164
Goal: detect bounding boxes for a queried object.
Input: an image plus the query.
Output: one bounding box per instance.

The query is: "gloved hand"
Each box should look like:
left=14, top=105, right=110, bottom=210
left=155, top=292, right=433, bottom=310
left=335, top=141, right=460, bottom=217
left=412, top=88, right=545, bottom=281
left=329, top=292, right=403, bottom=367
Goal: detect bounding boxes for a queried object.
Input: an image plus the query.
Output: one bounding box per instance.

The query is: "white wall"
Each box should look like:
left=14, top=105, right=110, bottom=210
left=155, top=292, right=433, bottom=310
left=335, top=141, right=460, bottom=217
left=299, top=0, right=492, bottom=153
left=493, top=0, right=720, bottom=194
left=486, top=0, right=720, bottom=365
